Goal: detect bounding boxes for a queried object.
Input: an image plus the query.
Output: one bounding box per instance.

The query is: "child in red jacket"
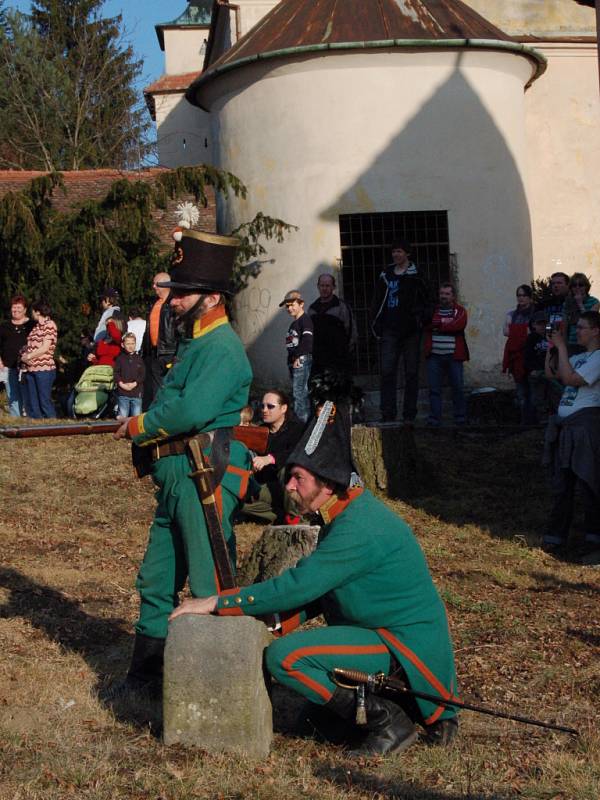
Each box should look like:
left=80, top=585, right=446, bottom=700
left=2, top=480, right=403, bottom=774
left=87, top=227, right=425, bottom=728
left=87, top=317, right=124, bottom=367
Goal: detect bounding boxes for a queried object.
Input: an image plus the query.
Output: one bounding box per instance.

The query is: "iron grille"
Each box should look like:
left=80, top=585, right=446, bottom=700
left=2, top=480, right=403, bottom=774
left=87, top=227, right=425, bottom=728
left=339, top=211, right=450, bottom=377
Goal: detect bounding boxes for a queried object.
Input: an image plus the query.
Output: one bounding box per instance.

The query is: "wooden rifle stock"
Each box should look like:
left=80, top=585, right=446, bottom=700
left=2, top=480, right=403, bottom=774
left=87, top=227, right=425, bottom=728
left=0, top=421, right=269, bottom=453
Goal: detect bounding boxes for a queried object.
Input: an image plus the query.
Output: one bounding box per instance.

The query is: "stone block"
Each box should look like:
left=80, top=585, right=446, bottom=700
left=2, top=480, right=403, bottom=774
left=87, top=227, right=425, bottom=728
left=163, top=615, right=273, bottom=758
left=238, top=524, right=320, bottom=585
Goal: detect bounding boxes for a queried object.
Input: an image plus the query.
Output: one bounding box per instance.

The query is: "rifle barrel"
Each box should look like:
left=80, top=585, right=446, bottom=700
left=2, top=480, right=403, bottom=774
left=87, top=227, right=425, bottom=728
left=332, top=668, right=579, bottom=736
left=0, top=421, right=121, bottom=439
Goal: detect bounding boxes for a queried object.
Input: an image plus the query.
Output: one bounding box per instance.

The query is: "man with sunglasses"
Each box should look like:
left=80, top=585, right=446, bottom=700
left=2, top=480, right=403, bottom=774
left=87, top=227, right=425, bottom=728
left=108, top=229, right=253, bottom=702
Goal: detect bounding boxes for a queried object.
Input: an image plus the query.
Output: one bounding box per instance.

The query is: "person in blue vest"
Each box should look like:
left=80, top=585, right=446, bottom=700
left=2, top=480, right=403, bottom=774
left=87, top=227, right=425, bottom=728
left=171, top=396, right=458, bottom=756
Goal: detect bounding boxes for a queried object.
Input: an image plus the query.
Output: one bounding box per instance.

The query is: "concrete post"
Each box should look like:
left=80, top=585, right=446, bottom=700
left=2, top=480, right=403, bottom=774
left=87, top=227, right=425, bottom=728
left=163, top=615, right=273, bottom=758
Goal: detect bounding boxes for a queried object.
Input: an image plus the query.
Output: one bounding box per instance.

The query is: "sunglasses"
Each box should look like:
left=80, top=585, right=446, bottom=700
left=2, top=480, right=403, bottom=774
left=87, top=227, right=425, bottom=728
left=261, top=403, right=277, bottom=409
left=571, top=282, right=588, bottom=287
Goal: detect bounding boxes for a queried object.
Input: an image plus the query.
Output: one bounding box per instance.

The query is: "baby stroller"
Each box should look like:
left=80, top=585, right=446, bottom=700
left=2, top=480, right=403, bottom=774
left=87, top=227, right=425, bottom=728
left=70, top=364, right=116, bottom=418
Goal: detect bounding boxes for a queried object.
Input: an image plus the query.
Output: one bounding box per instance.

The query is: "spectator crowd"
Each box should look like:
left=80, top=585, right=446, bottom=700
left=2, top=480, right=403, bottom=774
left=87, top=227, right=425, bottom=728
left=1, top=248, right=599, bottom=562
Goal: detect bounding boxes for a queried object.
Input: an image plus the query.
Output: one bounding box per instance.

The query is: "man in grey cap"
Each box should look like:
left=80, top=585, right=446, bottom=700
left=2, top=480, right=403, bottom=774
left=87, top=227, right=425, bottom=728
left=280, top=289, right=313, bottom=422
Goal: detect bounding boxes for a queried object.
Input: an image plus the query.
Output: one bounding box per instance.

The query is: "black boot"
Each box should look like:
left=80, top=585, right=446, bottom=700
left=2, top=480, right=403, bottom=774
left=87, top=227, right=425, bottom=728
left=100, top=634, right=165, bottom=703
left=422, top=716, right=459, bottom=746
left=326, top=687, right=418, bottom=756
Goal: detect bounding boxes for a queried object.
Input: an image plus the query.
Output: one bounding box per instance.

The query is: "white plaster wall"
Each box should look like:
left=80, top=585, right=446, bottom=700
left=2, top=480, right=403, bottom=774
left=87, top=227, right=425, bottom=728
left=465, top=0, right=596, bottom=36
left=236, top=0, right=279, bottom=37
left=525, top=44, right=600, bottom=288
left=164, top=28, right=209, bottom=75
left=205, top=49, right=536, bottom=385
left=155, top=93, right=212, bottom=167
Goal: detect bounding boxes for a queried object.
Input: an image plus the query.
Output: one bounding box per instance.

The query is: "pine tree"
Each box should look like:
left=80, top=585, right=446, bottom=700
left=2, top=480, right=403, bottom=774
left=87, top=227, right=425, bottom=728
left=0, top=1, right=150, bottom=170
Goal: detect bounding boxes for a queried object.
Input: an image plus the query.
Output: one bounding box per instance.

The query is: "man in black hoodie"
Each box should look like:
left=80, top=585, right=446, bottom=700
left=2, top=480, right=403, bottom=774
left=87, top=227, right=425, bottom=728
left=370, top=241, right=431, bottom=423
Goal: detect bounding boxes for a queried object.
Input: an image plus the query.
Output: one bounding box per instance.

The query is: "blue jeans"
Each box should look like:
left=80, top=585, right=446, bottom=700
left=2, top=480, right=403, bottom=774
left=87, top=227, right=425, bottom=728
left=379, top=331, right=421, bottom=421
left=426, top=354, right=466, bottom=424
left=290, top=355, right=312, bottom=423
left=118, top=395, right=142, bottom=417
left=6, top=367, right=26, bottom=417
left=24, top=370, right=56, bottom=419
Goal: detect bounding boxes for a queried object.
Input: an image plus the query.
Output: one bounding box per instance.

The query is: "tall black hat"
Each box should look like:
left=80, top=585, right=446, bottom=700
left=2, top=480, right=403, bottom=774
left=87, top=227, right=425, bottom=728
left=287, top=399, right=355, bottom=488
left=159, top=229, right=240, bottom=295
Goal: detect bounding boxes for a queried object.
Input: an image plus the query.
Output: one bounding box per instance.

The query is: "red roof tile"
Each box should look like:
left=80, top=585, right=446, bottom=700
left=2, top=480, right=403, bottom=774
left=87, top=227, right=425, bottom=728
left=144, top=71, right=201, bottom=95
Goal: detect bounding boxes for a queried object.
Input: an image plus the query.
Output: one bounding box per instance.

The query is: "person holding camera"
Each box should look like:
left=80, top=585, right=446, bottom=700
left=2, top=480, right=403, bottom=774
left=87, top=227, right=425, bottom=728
left=542, top=311, right=600, bottom=561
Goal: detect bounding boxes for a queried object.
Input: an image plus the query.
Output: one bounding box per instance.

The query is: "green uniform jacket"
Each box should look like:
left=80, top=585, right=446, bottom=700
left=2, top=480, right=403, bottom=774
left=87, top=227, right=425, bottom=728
left=217, top=488, right=458, bottom=723
left=127, top=306, right=253, bottom=497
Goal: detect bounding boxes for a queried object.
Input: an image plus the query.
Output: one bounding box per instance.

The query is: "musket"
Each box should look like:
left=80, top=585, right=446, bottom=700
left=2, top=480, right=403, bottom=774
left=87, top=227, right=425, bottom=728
left=332, top=668, right=579, bottom=736
left=0, top=420, right=269, bottom=455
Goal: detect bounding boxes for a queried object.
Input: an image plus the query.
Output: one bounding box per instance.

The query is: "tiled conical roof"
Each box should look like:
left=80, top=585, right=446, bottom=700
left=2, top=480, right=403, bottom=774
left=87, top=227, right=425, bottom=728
left=208, top=0, right=511, bottom=69
left=189, top=0, right=545, bottom=105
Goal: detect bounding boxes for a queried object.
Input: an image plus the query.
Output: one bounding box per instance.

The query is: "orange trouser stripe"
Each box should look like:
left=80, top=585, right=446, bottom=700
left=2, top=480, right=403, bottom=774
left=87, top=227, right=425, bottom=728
left=377, top=628, right=457, bottom=725
left=281, top=643, right=389, bottom=702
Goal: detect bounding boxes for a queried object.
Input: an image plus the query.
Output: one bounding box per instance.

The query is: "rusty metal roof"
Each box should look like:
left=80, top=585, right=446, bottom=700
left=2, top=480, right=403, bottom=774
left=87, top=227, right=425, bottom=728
left=207, top=0, right=512, bottom=70
left=189, top=0, right=547, bottom=108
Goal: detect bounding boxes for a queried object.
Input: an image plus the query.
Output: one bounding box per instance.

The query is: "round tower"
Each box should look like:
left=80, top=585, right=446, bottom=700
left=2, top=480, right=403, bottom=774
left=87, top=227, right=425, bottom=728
left=187, top=0, right=546, bottom=386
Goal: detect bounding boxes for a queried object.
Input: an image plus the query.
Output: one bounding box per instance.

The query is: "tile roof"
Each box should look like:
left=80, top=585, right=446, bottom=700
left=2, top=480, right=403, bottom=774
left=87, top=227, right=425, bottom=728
left=144, top=72, right=201, bottom=119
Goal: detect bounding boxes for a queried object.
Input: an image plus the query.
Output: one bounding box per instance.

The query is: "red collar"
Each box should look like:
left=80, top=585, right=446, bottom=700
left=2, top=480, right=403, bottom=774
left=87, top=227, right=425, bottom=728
left=319, top=487, right=363, bottom=524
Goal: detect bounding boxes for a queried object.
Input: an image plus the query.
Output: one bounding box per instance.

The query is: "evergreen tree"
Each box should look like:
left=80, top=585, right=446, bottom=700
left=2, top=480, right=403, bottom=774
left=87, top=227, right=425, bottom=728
left=0, top=1, right=150, bottom=170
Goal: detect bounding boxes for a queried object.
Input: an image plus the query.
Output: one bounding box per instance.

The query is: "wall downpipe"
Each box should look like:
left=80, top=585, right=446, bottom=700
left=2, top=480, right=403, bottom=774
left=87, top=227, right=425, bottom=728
left=218, top=0, right=242, bottom=43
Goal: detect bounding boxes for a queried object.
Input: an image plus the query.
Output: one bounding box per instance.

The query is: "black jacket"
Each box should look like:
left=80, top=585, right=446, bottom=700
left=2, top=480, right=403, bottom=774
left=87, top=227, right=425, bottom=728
left=142, top=300, right=178, bottom=365
left=370, top=265, right=432, bottom=339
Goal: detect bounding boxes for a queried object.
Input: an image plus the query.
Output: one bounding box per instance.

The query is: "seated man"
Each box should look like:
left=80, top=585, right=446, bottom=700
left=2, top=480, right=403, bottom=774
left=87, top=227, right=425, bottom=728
left=542, top=311, right=600, bottom=559
left=171, top=398, right=458, bottom=756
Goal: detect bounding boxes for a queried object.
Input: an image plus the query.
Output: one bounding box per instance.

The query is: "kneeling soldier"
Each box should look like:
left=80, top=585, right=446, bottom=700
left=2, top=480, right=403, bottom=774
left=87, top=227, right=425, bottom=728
left=171, top=398, right=458, bottom=756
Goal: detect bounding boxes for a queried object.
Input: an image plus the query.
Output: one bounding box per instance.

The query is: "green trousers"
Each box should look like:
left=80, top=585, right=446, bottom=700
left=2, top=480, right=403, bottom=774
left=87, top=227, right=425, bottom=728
left=265, top=626, right=392, bottom=705
left=135, top=451, right=242, bottom=639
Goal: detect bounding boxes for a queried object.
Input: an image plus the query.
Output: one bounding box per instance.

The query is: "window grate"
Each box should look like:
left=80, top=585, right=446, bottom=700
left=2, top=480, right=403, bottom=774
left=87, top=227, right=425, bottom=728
left=339, top=211, right=450, bottom=377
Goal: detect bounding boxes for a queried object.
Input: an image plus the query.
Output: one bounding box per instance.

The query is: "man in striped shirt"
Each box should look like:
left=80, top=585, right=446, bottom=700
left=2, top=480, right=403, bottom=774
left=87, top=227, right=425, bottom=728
left=424, top=283, right=469, bottom=426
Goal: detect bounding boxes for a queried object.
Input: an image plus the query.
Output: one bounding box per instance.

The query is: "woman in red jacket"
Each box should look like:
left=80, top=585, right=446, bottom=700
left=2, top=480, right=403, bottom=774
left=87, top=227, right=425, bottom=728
left=502, top=284, right=534, bottom=423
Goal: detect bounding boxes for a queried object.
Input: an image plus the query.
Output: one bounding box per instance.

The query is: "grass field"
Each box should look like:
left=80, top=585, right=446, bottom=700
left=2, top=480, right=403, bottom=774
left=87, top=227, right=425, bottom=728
left=0, top=416, right=598, bottom=800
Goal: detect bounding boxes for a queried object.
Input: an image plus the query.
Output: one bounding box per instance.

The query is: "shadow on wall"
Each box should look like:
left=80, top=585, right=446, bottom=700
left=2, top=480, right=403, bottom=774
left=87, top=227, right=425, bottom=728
left=228, top=53, right=533, bottom=388
left=316, top=55, right=533, bottom=371
left=240, top=261, right=335, bottom=389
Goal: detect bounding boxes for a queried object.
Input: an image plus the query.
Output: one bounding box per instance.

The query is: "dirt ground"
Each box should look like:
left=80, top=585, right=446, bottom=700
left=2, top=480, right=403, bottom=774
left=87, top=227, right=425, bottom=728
left=0, top=420, right=598, bottom=799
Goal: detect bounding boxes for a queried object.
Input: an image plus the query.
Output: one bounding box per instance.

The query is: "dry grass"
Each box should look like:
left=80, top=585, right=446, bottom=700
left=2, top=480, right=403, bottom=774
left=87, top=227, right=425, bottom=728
left=0, top=411, right=598, bottom=800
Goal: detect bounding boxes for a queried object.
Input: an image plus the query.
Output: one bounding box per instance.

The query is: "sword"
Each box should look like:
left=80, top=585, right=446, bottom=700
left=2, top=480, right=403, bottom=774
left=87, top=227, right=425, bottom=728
left=332, top=668, right=579, bottom=736
left=187, top=434, right=236, bottom=591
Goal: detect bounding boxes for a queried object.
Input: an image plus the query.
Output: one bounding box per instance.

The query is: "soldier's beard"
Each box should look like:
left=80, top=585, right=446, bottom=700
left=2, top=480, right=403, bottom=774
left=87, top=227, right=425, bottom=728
left=287, top=487, right=321, bottom=515
left=176, top=295, right=209, bottom=337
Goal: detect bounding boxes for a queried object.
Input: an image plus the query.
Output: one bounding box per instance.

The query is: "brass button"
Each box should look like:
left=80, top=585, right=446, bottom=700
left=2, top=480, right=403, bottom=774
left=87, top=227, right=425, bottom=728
left=247, top=596, right=254, bottom=603
left=235, top=596, right=243, bottom=604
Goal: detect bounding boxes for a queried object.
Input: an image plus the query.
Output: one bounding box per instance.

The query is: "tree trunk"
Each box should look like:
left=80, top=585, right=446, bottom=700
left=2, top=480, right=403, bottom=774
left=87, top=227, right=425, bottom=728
left=351, top=425, right=436, bottom=499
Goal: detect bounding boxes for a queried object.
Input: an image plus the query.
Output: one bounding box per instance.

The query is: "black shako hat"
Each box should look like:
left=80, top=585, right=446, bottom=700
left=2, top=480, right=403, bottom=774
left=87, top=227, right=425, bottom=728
left=287, top=400, right=354, bottom=489
left=158, top=230, right=240, bottom=295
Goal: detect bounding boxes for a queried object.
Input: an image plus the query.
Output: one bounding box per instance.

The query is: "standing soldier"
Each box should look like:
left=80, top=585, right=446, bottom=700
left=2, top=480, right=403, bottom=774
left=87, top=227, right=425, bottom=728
left=109, top=226, right=253, bottom=701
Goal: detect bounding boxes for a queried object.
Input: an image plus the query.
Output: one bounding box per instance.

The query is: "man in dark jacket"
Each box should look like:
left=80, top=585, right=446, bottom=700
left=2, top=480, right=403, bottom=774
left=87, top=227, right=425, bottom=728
left=142, top=272, right=178, bottom=410
left=308, top=274, right=357, bottom=377
left=371, top=241, right=431, bottom=423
